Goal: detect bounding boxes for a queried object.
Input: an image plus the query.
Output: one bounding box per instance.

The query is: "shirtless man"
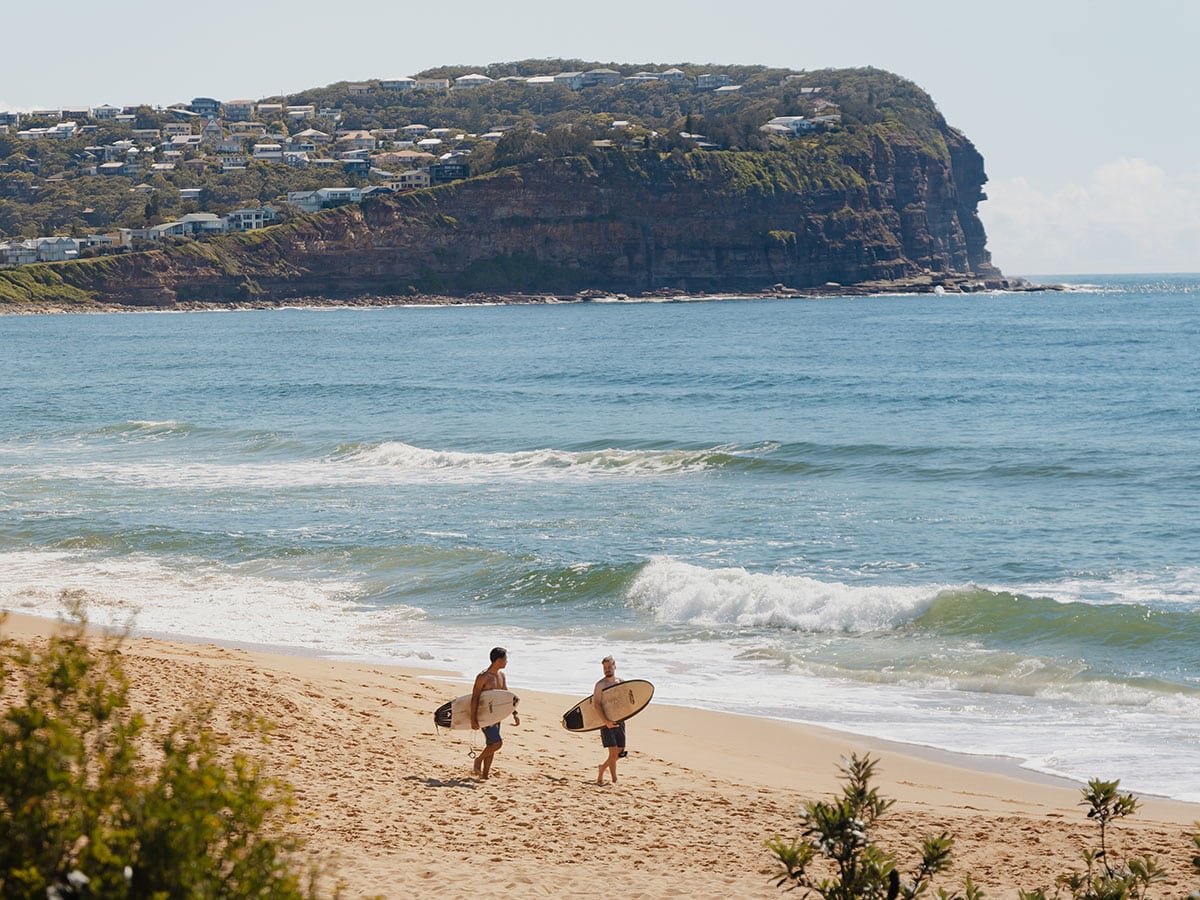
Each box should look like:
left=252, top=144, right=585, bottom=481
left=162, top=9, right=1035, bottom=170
left=593, top=655, right=624, bottom=784
left=471, top=647, right=518, bottom=779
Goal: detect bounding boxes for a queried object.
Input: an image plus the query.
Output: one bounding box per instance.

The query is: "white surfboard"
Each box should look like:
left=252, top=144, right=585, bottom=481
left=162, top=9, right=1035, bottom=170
left=561, top=679, right=654, bottom=732
left=434, top=689, right=518, bottom=731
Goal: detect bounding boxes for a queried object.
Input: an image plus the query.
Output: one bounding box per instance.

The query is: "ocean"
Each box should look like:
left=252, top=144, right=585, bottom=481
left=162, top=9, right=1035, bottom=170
left=2, top=273, right=1197, bottom=801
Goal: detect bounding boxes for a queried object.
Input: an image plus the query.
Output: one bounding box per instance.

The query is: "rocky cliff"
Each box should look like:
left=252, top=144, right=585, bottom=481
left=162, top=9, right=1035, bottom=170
left=0, top=123, right=1013, bottom=309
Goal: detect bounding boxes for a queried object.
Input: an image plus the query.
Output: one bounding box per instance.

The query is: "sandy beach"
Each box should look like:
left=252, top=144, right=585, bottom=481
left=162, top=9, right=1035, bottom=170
left=2, top=611, right=1195, bottom=898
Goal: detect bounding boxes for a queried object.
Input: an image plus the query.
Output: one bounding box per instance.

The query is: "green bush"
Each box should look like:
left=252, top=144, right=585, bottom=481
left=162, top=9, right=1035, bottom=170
left=0, top=600, right=332, bottom=898
left=767, top=752, right=980, bottom=899
left=1190, top=826, right=1200, bottom=900
left=1019, top=779, right=1166, bottom=900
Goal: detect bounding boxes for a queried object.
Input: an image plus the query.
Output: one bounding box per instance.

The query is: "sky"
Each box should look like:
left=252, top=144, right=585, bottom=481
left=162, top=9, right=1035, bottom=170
left=3, top=0, right=1197, bottom=276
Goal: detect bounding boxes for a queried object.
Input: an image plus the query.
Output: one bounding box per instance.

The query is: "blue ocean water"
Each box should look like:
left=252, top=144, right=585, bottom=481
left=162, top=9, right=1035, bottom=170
left=2, top=274, right=1198, bottom=799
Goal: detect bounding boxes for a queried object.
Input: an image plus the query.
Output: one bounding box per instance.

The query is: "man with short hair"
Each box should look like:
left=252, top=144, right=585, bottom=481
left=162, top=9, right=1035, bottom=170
left=471, top=647, right=518, bottom=779
left=593, top=654, right=624, bottom=784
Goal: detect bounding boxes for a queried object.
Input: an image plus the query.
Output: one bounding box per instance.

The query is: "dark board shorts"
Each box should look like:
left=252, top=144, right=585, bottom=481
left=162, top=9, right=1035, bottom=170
left=600, top=722, right=626, bottom=748
left=482, top=723, right=502, bottom=745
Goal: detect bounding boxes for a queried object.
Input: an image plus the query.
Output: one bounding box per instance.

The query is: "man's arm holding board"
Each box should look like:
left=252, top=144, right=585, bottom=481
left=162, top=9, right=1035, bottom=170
left=470, top=671, right=488, bottom=730
left=593, top=680, right=616, bottom=728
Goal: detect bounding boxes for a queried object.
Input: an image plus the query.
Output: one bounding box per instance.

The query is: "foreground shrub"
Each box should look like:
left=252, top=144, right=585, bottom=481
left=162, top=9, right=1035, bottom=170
left=0, top=602, right=327, bottom=897
left=1019, top=779, right=1165, bottom=900
left=1191, top=826, right=1200, bottom=900
left=766, top=752, right=980, bottom=899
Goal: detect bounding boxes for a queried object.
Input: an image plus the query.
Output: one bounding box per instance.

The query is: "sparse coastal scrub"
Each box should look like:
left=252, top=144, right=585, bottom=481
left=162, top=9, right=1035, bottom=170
left=0, top=600, right=338, bottom=898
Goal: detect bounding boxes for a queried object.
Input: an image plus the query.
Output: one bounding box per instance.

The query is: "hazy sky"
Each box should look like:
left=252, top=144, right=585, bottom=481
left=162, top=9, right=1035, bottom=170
left=3, top=0, right=1197, bottom=275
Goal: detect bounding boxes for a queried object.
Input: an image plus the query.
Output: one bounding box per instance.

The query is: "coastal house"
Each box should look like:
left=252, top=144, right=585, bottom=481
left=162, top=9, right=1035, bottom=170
left=454, top=73, right=494, bottom=89
left=225, top=206, right=277, bottom=231
left=388, top=169, right=431, bottom=191
left=91, top=104, right=121, bottom=120
left=412, top=78, right=450, bottom=90
left=696, top=73, right=732, bottom=90
left=380, top=78, right=415, bottom=92
left=82, top=233, right=121, bottom=251
left=252, top=143, right=283, bottom=160
left=230, top=123, right=268, bottom=137
left=582, top=68, right=622, bottom=87
left=150, top=212, right=228, bottom=239
left=758, top=115, right=835, bottom=136
left=167, top=134, right=203, bottom=150
left=428, top=160, right=469, bottom=185
left=761, top=115, right=816, bottom=136
left=223, top=100, right=254, bottom=121
left=295, top=128, right=331, bottom=144
left=554, top=72, right=584, bottom=90
left=0, top=236, right=81, bottom=267
left=286, top=105, right=315, bottom=120
left=378, top=149, right=436, bottom=168
left=286, top=187, right=363, bottom=213
left=201, top=119, right=224, bottom=144
left=337, top=130, right=377, bottom=151
left=18, top=121, right=78, bottom=140
left=190, top=97, right=221, bottom=117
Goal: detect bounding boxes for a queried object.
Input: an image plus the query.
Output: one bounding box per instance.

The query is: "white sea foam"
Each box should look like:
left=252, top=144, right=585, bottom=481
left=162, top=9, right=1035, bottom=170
left=337, top=441, right=730, bottom=479
left=12, top=442, right=738, bottom=491
left=1008, top=566, right=1200, bottom=609
left=0, top=549, right=422, bottom=655
left=627, top=557, right=938, bottom=632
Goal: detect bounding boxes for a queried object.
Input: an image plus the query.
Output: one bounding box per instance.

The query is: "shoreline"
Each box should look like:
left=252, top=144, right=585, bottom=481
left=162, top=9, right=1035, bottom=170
left=4, top=610, right=1196, bottom=898
left=0, top=612, right=1114, bottom=797
left=0, top=274, right=1060, bottom=316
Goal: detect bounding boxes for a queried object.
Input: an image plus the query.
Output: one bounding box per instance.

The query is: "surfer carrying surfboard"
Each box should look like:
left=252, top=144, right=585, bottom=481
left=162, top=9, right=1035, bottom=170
left=471, top=647, right=519, bottom=779
left=593, top=655, right=625, bottom=784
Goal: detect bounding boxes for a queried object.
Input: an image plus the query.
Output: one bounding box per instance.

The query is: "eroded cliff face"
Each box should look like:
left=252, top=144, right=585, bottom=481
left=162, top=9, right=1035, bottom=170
left=4, top=126, right=1008, bottom=308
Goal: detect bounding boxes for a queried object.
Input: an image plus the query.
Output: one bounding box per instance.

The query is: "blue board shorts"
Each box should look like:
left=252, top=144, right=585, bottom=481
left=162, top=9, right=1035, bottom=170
left=600, top=722, right=626, bottom=748
left=482, top=723, right=502, bottom=745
